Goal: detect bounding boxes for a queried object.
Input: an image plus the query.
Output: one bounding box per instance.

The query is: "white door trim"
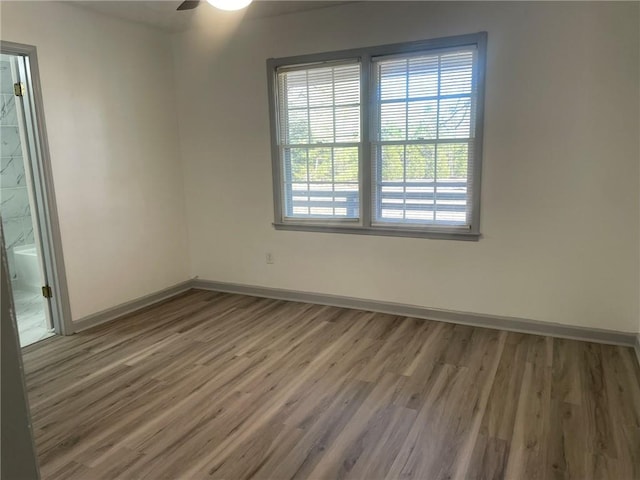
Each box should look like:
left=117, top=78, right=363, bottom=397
left=1, top=41, right=72, bottom=336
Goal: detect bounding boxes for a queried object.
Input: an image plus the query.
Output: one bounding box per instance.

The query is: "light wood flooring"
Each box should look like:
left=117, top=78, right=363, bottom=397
left=22, top=289, right=640, bottom=479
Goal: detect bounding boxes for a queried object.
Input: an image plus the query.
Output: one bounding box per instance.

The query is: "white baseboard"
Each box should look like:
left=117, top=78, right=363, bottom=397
left=192, top=279, right=638, bottom=348
left=70, top=278, right=639, bottom=351
left=72, top=280, right=193, bottom=333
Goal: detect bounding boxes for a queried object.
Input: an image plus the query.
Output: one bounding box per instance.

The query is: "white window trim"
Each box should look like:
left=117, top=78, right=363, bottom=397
left=267, top=32, right=487, bottom=241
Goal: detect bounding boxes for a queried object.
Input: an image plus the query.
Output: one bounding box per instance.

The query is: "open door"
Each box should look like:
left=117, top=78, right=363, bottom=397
left=1, top=41, right=72, bottom=345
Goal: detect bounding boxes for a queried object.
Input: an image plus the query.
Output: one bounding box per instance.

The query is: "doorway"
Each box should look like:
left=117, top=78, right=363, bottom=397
left=0, top=42, right=71, bottom=346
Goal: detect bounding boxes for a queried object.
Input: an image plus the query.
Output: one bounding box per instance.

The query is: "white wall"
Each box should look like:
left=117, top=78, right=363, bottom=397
left=1, top=2, right=190, bottom=320
left=173, top=1, right=640, bottom=332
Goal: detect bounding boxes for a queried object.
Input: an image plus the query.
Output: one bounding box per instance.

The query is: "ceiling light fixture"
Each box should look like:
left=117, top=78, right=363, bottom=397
left=206, top=0, right=253, bottom=11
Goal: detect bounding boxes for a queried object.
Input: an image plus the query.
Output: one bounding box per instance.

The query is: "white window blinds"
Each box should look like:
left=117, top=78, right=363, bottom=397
left=277, top=62, right=361, bottom=220
left=372, top=46, right=478, bottom=227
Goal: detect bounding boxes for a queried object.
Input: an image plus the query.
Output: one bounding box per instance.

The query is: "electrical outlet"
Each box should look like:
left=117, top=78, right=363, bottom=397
left=266, top=252, right=274, bottom=264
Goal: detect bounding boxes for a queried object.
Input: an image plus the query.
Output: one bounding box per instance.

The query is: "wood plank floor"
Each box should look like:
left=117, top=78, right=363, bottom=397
left=22, top=289, right=640, bottom=480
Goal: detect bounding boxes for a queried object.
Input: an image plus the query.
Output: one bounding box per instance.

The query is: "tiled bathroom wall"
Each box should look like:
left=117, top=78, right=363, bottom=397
left=0, top=56, right=34, bottom=280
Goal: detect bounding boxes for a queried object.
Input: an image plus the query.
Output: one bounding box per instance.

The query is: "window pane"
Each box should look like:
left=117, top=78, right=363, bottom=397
left=285, top=71, right=308, bottom=108
left=380, top=102, right=406, bottom=141
left=290, top=183, right=310, bottom=216
left=437, top=143, right=468, bottom=180
left=408, top=56, right=438, bottom=98
left=408, top=100, right=437, bottom=140
left=285, top=148, right=308, bottom=182
left=406, top=144, right=435, bottom=181
left=308, top=147, right=332, bottom=182
left=380, top=145, right=404, bottom=182
left=438, top=97, right=471, bottom=139
left=309, top=108, right=333, bottom=143
left=308, top=68, right=333, bottom=107
left=287, top=109, right=308, bottom=144
left=332, top=183, right=359, bottom=217
left=440, top=51, right=473, bottom=95
left=380, top=59, right=407, bottom=100
left=335, top=66, right=360, bottom=105
left=283, top=147, right=359, bottom=219
left=335, top=106, right=360, bottom=142
left=334, top=147, right=359, bottom=182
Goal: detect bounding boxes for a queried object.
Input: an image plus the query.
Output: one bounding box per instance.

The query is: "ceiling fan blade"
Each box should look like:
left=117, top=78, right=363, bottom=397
left=177, top=0, right=200, bottom=11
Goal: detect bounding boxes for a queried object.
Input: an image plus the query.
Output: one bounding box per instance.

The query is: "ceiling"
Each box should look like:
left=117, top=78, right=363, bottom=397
left=73, top=1, right=355, bottom=32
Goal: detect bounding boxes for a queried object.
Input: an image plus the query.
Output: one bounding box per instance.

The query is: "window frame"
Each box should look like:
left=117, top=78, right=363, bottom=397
left=266, top=32, right=487, bottom=241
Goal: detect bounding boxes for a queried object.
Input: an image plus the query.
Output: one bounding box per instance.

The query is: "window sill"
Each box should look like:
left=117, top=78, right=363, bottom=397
left=272, top=223, right=481, bottom=241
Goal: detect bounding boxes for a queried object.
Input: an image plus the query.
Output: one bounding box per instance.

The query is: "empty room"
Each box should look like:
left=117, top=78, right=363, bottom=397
left=1, top=0, right=639, bottom=479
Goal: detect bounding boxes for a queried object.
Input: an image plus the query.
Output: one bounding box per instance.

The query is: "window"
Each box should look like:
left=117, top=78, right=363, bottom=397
left=267, top=33, right=486, bottom=240
left=277, top=62, right=361, bottom=220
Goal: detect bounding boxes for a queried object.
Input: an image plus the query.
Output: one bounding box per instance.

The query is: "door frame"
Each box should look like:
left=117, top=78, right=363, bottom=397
left=1, top=40, right=72, bottom=336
